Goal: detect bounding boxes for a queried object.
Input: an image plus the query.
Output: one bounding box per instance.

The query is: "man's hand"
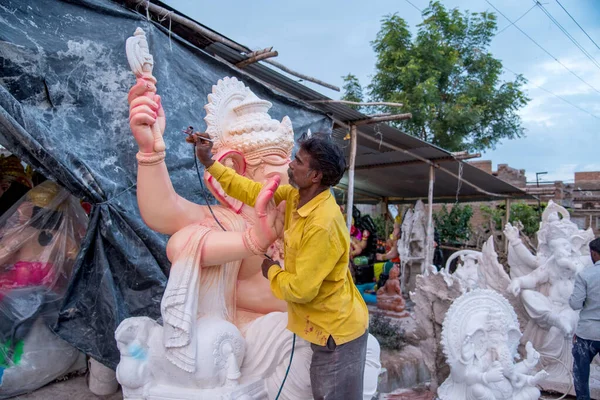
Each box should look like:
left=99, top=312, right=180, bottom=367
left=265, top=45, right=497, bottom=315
left=262, top=259, right=280, bottom=279
left=191, top=133, right=215, bottom=168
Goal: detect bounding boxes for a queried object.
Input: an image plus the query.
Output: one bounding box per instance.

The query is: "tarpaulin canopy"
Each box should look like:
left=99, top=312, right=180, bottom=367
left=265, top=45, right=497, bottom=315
left=0, top=0, right=331, bottom=367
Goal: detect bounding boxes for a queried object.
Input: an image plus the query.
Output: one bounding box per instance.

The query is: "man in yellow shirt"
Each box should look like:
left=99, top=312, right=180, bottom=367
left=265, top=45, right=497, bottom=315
left=196, top=134, right=369, bottom=399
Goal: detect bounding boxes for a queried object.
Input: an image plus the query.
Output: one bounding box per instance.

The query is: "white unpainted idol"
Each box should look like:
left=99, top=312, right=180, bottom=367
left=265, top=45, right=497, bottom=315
left=439, top=289, right=548, bottom=400
left=398, top=200, right=432, bottom=292
left=504, top=200, right=597, bottom=397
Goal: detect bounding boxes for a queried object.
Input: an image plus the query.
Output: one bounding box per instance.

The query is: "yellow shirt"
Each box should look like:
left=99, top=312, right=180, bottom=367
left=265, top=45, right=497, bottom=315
left=207, top=161, right=369, bottom=346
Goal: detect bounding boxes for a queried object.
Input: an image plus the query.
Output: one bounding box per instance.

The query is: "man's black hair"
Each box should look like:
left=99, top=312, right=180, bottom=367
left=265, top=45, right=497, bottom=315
left=590, top=237, right=600, bottom=255
left=298, top=134, right=346, bottom=187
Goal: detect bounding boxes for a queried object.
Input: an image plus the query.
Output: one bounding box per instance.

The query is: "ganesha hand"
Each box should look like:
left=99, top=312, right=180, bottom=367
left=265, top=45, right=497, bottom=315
left=128, top=77, right=166, bottom=153
left=251, top=176, right=286, bottom=252
left=483, top=362, right=504, bottom=384
left=530, top=370, right=549, bottom=385
left=507, top=278, right=521, bottom=297
left=524, top=341, right=540, bottom=366
left=503, top=223, right=520, bottom=243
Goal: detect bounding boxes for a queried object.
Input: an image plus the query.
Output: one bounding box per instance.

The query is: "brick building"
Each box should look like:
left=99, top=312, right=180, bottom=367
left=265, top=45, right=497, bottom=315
left=468, top=161, right=600, bottom=236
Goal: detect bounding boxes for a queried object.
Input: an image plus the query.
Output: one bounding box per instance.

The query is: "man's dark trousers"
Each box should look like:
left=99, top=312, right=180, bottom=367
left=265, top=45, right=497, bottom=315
left=573, top=335, right=600, bottom=400
left=310, top=330, right=368, bottom=400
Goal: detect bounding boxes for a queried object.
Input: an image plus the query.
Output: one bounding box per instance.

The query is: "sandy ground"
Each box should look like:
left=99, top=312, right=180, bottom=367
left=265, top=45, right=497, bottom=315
left=8, top=372, right=577, bottom=400
left=11, top=376, right=122, bottom=400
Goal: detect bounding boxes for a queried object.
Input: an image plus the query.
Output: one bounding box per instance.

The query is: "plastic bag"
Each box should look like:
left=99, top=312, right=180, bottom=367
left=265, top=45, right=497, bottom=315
left=0, top=181, right=88, bottom=398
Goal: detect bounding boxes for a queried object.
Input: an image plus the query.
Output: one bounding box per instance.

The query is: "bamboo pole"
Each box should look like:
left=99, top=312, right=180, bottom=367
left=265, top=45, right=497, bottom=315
left=308, top=100, right=403, bottom=107
left=352, top=113, right=412, bottom=126
left=263, top=59, right=340, bottom=91
left=346, top=125, right=358, bottom=232
left=128, top=0, right=340, bottom=91
left=236, top=50, right=278, bottom=68
left=425, top=165, right=435, bottom=271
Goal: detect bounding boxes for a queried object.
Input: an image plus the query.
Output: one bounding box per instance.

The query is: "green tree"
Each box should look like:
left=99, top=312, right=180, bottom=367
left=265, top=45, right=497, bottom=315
left=368, top=1, right=529, bottom=152
left=434, top=204, right=473, bottom=245
left=480, top=202, right=543, bottom=239
left=341, top=73, right=364, bottom=111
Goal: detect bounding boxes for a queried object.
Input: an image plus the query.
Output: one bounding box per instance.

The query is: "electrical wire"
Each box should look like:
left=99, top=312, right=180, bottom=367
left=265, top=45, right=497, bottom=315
left=275, top=333, right=296, bottom=400
left=503, top=66, right=600, bottom=120
left=496, top=4, right=536, bottom=35
left=193, top=143, right=227, bottom=231
left=398, top=0, right=600, bottom=120
left=555, top=0, right=600, bottom=52
left=533, top=0, right=600, bottom=71
left=486, top=0, right=600, bottom=96
left=404, top=0, right=422, bottom=14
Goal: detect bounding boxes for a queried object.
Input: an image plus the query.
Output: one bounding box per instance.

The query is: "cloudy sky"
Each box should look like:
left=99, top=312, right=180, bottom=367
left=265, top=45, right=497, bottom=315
left=165, top=0, right=599, bottom=184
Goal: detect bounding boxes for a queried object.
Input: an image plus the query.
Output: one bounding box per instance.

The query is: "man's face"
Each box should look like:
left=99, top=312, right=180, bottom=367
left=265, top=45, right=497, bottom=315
left=592, top=250, right=600, bottom=264
left=288, top=148, right=316, bottom=189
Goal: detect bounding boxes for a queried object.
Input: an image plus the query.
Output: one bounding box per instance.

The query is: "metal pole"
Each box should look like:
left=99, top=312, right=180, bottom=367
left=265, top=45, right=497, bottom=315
left=425, top=165, right=435, bottom=271
left=346, top=125, right=358, bottom=232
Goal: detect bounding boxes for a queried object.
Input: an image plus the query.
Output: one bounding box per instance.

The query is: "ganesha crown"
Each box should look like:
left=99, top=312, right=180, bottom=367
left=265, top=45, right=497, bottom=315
left=203, top=77, right=294, bottom=160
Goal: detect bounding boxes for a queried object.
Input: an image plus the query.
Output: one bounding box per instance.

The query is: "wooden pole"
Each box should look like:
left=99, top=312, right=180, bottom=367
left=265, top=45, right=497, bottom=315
left=263, top=59, right=340, bottom=92
left=127, top=0, right=340, bottom=92
left=425, top=165, right=435, bottom=271
left=346, top=125, right=358, bottom=232
left=235, top=50, right=278, bottom=68
left=308, top=100, right=403, bottom=108
left=383, top=197, right=390, bottom=237
left=352, top=113, right=412, bottom=126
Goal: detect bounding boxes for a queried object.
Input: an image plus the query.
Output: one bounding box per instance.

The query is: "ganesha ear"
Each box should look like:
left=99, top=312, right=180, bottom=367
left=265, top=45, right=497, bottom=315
left=203, top=150, right=247, bottom=214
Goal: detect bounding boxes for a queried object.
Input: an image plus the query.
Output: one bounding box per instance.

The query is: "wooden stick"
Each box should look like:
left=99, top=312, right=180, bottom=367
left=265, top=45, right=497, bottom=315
left=236, top=50, right=278, bottom=68
left=127, top=0, right=340, bottom=92
left=262, top=59, right=340, bottom=92
left=245, top=47, right=273, bottom=57
left=308, top=100, right=403, bottom=107
left=366, top=113, right=392, bottom=118
left=352, top=113, right=412, bottom=126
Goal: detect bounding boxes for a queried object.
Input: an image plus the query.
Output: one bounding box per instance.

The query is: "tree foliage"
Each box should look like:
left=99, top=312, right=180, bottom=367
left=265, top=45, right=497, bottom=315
left=368, top=1, right=529, bottom=152
left=434, top=204, right=473, bottom=245
left=480, top=202, right=543, bottom=239
left=341, top=73, right=364, bottom=111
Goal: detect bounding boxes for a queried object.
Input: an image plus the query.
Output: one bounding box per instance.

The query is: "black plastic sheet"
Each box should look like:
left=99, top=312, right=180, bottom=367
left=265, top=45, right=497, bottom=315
left=0, top=0, right=332, bottom=367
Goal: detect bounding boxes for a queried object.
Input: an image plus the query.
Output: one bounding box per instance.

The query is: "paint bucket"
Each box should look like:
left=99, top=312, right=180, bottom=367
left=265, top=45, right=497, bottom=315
left=88, top=358, right=119, bottom=395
